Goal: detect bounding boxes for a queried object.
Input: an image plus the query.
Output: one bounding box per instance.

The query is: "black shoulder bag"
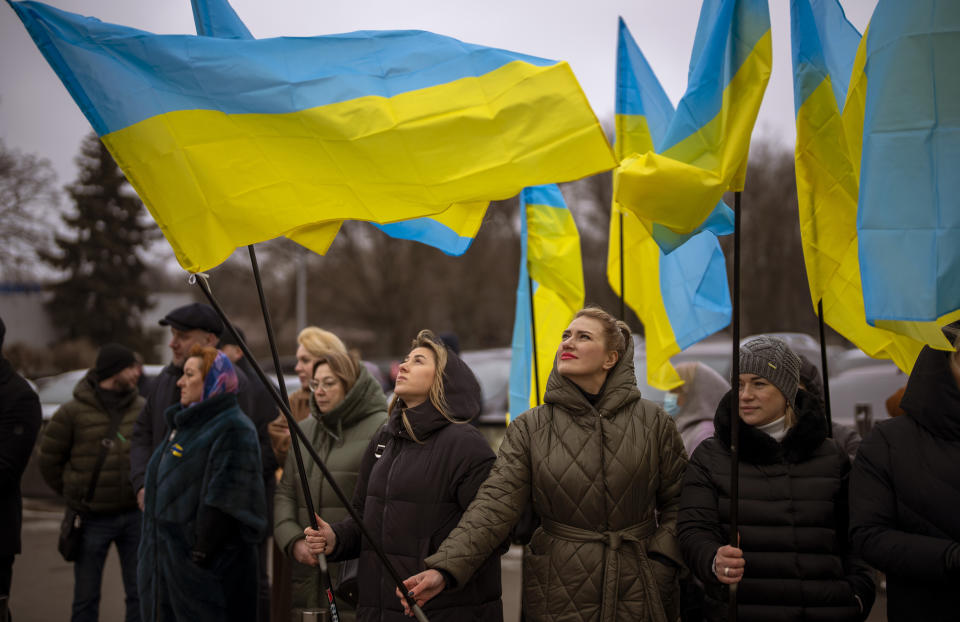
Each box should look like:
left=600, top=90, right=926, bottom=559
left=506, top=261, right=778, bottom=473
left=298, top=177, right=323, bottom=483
left=58, top=409, right=124, bottom=562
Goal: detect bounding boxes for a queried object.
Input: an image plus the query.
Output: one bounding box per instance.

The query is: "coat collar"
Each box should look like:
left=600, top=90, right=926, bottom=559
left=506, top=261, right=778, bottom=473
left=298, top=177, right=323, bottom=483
left=713, top=388, right=827, bottom=464
left=543, top=336, right=642, bottom=420
left=164, top=392, right=238, bottom=432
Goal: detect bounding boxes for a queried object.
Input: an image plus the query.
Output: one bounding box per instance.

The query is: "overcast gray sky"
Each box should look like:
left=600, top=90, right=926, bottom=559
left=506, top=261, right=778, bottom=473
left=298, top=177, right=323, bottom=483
left=1, top=0, right=877, bottom=188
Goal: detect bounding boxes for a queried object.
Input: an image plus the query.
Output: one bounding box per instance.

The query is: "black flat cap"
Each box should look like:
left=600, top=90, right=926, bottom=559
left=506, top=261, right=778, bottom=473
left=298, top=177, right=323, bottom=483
left=159, top=303, right=223, bottom=337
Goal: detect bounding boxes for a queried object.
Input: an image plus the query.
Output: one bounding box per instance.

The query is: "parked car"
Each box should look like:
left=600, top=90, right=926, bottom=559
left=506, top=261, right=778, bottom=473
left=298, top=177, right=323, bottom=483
left=827, top=362, right=907, bottom=437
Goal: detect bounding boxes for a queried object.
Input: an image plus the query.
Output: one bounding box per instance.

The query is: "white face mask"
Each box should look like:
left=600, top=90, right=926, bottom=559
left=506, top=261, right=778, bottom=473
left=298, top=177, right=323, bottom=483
left=663, top=392, right=680, bottom=416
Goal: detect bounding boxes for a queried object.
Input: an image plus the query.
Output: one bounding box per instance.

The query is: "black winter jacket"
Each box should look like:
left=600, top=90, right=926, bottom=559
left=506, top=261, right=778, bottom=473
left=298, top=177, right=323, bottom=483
left=330, top=349, right=502, bottom=622
left=850, top=346, right=960, bottom=622
left=678, top=390, right=874, bottom=622
left=0, top=357, right=41, bottom=557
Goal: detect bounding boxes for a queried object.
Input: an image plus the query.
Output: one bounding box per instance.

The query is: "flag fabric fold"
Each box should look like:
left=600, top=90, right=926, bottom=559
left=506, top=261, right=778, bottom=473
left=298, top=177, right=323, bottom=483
left=10, top=1, right=615, bottom=271
left=789, top=0, right=940, bottom=372
left=189, top=0, right=486, bottom=257
left=856, top=0, right=960, bottom=333
left=509, top=185, right=584, bottom=419
left=609, top=18, right=731, bottom=391
left=614, top=0, right=770, bottom=242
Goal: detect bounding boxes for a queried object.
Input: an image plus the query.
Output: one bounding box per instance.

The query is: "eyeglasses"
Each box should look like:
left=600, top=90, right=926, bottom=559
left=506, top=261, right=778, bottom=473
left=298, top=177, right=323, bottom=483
left=309, top=378, right=341, bottom=392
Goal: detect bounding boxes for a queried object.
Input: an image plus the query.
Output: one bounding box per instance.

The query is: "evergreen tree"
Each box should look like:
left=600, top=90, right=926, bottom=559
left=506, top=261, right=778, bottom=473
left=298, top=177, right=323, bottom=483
left=41, top=133, right=157, bottom=352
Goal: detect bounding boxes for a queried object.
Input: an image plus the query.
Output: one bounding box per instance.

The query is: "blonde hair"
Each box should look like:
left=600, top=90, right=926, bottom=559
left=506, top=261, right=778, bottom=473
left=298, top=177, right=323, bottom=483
left=573, top=306, right=631, bottom=360
left=297, top=327, right=347, bottom=359
left=390, top=330, right=458, bottom=442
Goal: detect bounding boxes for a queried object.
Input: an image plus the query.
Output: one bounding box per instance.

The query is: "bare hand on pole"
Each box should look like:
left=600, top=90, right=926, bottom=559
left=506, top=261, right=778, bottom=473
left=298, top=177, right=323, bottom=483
left=304, top=513, right=336, bottom=557
left=713, top=544, right=745, bottom=585
left=397, top=569, right=446, bottom=617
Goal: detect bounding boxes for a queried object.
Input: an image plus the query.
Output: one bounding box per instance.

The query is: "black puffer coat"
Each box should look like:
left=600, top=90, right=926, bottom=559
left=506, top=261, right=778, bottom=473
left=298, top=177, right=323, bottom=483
left=0, top=356, right=41, bottom=557
left=330, top=349, right=501, bottom=622
left=850, top=346, right=960, bottom=621
left=678, top=390, right=874, bottom=622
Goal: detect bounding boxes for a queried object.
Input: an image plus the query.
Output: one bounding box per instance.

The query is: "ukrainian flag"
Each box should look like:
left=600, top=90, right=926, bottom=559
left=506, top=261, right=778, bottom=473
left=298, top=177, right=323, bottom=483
left=614, top=0, right=771, bottom=241
left=790, top=0, right=938, bottom=372
left=855, top=0, right=960, bottom=339
left=10, top=1, right=615, bottom=272
left=189, top=0, right=486, bottom=257
left=609, top=18, right=731, bottom=391
left=509, top=185, right=584, bottom=420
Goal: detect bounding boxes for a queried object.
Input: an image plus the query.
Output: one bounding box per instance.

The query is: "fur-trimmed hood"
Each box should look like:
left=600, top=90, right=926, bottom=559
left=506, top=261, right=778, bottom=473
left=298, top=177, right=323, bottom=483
left=713, top=388, right=827, bottom=465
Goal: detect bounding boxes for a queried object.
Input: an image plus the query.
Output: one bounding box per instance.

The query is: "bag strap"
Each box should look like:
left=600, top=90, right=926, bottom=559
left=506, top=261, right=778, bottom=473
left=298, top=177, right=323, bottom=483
left=83, top=394, right=126, bottom=504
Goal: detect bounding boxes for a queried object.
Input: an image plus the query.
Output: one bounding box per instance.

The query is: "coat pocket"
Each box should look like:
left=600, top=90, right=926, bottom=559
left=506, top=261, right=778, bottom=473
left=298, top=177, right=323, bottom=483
left=522, top=544, right=549, bottom=615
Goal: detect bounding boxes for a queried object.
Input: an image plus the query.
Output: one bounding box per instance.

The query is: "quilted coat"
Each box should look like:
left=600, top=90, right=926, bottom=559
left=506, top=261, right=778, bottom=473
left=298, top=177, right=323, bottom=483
left=138, top=393, right=266, bottom=622
left=329, top=348, right=501, bottom=622
left=678, top=389, right=875, bottom=622
left=425, top=338, right=688, bottom=622
left=39, top=369, right=143, bottom=513
left=850, top=345, right=960, bottom=621
left=274, top=364, right=388, bottom=618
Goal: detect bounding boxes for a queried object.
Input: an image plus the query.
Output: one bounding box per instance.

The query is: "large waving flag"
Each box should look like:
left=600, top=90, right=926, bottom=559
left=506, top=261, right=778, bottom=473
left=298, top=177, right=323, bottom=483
left=789, top=0, right=921, bottom=371
left=856, top=0, right=960, bottom=339
left=509, top=185, right=584, bottom=419
left=789, top=0, right=935, bottom=373
left=614, top=0, right=771, bottom=242
left=189, top=0, right=486, bottom=257
left=609, top=18, right=732, bottom=391
left=10, top=1, right=615, bottom=272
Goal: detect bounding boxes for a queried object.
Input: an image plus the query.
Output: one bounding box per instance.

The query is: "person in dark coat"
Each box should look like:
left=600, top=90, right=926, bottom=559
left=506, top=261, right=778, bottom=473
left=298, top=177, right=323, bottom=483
left=137, top=346, right=266, bottom=622
left=849, top=333, right=960, bottom=622
left=678, top=336, right=874, bottom=622
left=304, top=330, right=502, bottom=622
left=0, top=317, right=42, bottom=622
left=39, top=343, right=144, bottom=622
left=129, top=303, right=259, bottom=513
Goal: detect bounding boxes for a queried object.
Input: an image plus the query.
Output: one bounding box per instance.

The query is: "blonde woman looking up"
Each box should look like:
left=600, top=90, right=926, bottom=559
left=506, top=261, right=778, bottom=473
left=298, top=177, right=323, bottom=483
left=303, top=330, right=503, bottom=621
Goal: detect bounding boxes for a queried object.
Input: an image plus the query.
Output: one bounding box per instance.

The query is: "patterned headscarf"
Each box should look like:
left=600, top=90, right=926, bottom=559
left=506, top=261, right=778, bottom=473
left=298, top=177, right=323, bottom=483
left=203, top=350, right=239, bottom=401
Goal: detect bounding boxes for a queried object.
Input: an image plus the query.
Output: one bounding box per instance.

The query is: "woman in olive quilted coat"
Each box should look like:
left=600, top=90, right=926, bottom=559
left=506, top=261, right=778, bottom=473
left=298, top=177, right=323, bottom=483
left=401, top=307, right=688, bottom=622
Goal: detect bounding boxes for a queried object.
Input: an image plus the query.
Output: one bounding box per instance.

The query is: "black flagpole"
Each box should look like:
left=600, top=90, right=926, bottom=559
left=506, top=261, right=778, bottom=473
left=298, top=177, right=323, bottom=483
left=728, top=191, right=741, bottom=621
left=528, top=276, right=542, bottom=406
left=246, top=245, right=340, bottom=621
left=817, top=300, right=833, bottom=437
left=191, top=272, right=430, bottom=622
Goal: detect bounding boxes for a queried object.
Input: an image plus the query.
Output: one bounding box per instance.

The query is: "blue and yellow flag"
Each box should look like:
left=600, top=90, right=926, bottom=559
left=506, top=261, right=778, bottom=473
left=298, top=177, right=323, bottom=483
left=614, top=0, right=771, bottom=241
left=10, top=1, right=615, bottom=272
left=509, top=185, right=584, bottom=419
left=609, top=18, right=731, bottom=390
left=790, top=0, right=946, bottom=371
left=189, top=0, right=485, bottom=257
left=855, top=0, right=960, bottom=338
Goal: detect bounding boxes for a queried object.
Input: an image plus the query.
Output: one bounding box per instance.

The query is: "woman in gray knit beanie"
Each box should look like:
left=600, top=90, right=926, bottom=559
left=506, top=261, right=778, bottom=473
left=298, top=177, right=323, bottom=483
left=677, top=336, right=875, bottom=621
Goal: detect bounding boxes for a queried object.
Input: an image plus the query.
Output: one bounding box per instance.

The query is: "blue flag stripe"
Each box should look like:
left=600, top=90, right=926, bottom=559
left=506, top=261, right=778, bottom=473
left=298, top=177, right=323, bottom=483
left=11, top=1, right=557, bottom=136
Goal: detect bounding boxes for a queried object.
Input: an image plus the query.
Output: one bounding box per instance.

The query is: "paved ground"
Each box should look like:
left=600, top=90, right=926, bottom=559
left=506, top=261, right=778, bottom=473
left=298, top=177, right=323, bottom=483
left=10, top=497, right=883, bottom=622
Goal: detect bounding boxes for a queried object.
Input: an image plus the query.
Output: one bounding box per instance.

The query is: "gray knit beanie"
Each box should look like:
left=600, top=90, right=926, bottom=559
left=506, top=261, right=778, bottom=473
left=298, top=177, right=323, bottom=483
left=738, top=336, right=801, bottom=406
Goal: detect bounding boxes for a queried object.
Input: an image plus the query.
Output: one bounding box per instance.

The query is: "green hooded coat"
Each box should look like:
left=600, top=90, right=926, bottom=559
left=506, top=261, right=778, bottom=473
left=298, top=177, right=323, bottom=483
left=425, top=339, right=688, bottom=621
left=273, top=365, right=388, bottom=617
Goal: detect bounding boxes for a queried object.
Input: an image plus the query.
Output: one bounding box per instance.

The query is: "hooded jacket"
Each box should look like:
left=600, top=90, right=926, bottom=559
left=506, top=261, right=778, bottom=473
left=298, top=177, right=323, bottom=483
left=425, top=338, right=688, bottom=622
left=39, top=369, right=142, bottom=514
left=673, top=362, right=728, bottom=457
left=274, top=364, right=388, bottom=614
left=329, top=349, right=501, bottom=622
left=678, top=389, right=874, bottom=622
left=850, top=346, right=960, bottom=621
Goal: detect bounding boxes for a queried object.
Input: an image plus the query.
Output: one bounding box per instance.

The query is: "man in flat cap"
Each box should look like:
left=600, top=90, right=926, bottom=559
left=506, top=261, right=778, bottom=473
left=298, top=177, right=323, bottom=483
left=40, top=343, right=144, bottom=621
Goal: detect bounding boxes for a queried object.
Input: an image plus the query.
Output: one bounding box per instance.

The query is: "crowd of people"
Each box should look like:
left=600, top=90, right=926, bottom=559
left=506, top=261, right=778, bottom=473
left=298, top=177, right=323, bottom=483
left=1, top=305, right=958, bottom=622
